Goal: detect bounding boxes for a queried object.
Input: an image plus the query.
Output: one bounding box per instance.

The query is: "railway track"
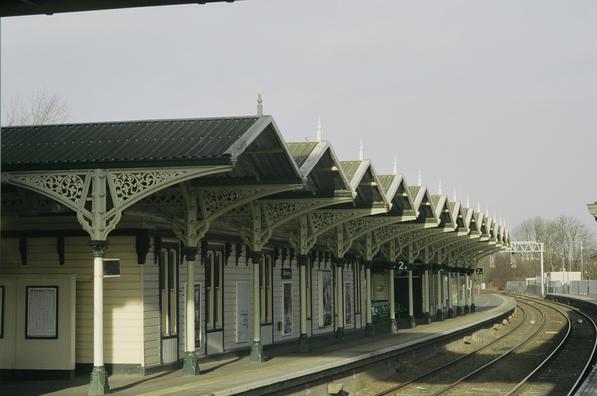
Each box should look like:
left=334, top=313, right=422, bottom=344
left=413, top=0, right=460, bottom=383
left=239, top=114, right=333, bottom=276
left=366, top=295, right=597, bottom=396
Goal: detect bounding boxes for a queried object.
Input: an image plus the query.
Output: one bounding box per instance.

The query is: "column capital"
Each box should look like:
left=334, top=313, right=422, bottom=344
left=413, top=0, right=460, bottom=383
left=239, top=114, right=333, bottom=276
left=182, top=246, right=198, bottom=261
left=297, top=254, right=309, bottom=267
left=250, top=251, right=263, bottom=264
left=89, top=240, right=108, bottom=257
left=334, top=256, right=345, bottom=268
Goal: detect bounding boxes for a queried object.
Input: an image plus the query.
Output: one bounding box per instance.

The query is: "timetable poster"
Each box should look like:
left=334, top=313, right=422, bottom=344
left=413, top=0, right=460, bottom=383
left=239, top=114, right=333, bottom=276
left=26, top=286, right=58, bottom=338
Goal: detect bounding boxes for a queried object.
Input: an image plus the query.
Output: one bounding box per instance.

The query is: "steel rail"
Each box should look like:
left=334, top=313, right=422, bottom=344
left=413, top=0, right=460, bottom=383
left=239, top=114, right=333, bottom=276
left=505, top=295, right=597, bottom=396
left=372, top=301, right=531, bottom=396
left=429, top=298, right=555, bottom=396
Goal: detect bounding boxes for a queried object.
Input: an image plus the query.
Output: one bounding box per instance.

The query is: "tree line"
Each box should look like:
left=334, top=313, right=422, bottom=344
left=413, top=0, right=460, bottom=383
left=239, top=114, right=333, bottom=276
left=483, top=215, right=597, bottom=289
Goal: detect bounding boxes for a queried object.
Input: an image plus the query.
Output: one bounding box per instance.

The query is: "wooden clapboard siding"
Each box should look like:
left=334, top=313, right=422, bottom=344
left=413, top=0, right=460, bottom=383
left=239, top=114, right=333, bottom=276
left=143, top=251, right=161, bottom=368
left=0, top=236, right=143, bottom=365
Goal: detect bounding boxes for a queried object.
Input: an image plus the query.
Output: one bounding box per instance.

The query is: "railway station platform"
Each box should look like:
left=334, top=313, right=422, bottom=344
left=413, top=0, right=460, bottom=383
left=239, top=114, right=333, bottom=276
left=546, top=293, right=597, bottom=396
left=0, top=293, right=515, bottom=396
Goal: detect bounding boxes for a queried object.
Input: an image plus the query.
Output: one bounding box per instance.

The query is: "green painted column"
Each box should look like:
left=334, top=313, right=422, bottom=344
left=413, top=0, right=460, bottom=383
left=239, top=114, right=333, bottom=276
left=408, top=269, right=415, bottom=328
left=365, top=261, right=375, bottom=336
left=435, top=270, right=443, bottom=321
left=424, top=269, right=431, bottom=324
left=464, top=273, right=470, bottom=314
left=471, top=272, right=476, bottom=312
left=389, top=266, right=398, bottom=334
left=182, top=247, right=200, bottom=376
left=298, top=255, right=310, bottom=351
left=88, top=241, right=110, bottom=396
left=447, top=272, right=454, bottom=318
left=250, top=252, right=264, bottom=362
left=456, top=272, right=462, bottom=316
left=335, top=257, right=345, bottom=342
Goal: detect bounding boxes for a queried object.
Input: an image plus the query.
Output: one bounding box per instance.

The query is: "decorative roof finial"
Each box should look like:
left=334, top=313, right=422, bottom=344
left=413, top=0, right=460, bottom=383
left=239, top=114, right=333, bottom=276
left=358, top=138, right=364, bottom=161
left=316, top=116, right=322, bottom=142
left=438, top=179, right=443, bottom=195
left=477, top=200, right=481, bottom=212
left=393, top=155, right=398, bottom=175
left=257, top=89, right=263, bottom=117
left=417, top=169, right=422, bottom=186
left=452, top=186, right=457, bottom=202
left=466, top=195, right=470, bottom=208
left=486, top=206, right=489, bottom=217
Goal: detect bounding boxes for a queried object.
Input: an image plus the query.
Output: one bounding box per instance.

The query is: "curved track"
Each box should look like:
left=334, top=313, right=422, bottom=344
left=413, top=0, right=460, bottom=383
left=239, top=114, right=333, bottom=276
left=369, top=295, right=596, bottom=396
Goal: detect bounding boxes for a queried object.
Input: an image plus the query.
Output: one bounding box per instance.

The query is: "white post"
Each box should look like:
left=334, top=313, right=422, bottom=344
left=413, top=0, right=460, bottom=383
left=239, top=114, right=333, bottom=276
left=447, top=272, right=454, bottom=318
left=435, top=270, right=444, bottom=320
left=182, top=248, right=199, bottom=375
left=540, top=247, right=545, bottom=297
left=408, top=269, right=415, bottom=328
left=299, top=255, right=309, bottom=351
left=89, top=241, right=109, bottom=395
left=335, top=261, right=345, bottom=340
left=365, top=263, right=374, bottom=335
left=250, top=252, right=263, bottom=362
left=424, top=269, right=431, bottom=323
left=456, top=272, right=462, bottom=316
left=464, top=274, right=470, bottom=313
left=93, top=254, right=104, bottom=367
left=389, top=267, right=398, bottom=333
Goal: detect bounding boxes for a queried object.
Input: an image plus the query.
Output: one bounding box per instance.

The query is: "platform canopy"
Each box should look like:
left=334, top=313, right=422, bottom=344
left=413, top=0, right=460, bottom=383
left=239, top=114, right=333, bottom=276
left=0, top=0, right=239, bottom=17
left=588, top=202, right=597, bottom=221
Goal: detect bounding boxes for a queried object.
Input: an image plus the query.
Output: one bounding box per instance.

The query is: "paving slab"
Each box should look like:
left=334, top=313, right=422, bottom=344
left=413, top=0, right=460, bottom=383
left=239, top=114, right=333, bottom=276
left=0, top=293, right=514, bottom=396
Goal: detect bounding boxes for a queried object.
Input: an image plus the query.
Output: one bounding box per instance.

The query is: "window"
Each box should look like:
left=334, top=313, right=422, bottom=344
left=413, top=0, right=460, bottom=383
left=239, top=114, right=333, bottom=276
left=260, top=254, right=273, bottom=324
left=206, top=250, right=223, bottom=330
left=160, top=247, right=178, bottom=337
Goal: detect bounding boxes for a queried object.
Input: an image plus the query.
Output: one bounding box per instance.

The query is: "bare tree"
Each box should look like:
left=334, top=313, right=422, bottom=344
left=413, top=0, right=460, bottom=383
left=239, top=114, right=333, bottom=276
left=3, top=91, right=69, bottom=126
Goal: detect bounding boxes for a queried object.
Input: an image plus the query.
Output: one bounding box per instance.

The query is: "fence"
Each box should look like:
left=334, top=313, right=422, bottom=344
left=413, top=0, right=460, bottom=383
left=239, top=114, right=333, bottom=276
left=506, top=279, right=597, bottom=296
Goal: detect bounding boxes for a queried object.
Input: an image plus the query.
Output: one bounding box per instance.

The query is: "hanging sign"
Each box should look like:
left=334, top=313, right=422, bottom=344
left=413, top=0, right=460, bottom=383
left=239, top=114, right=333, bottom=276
left=281, top=268, right=292, bottom=279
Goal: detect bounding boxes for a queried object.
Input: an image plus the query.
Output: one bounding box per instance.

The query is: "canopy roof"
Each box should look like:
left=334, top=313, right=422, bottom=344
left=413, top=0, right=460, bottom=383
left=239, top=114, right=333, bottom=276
left=2, top=116, right=299, bottom=176
left=0, top=0, right=238, bottom=17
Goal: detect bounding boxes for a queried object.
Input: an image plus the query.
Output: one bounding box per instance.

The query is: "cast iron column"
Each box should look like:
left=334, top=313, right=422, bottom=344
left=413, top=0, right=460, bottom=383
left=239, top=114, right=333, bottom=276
left=389, top=266, right=398, bottom=333
left=182, top=247, right=200, bottom=375
left=408, top=269, right=415, bottom=328
left=365, top=261, right=375, bottom=335
left=89, top=241, right=109, bottom=396
left=298, top=255, right=310, bottom=351
left=250, top=252, right=264, bottom=362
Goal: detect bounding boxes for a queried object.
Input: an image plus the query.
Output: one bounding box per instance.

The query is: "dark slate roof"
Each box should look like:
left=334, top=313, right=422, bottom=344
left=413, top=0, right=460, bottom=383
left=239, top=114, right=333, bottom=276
left=339, top=161, right=362, bottom=183
left=1, top=1, right=239, bottom=17
left=377, top=175, right=395, bottom=195
left=287, top=142, right=319, bottom=168
left=2, top=116, right=263, bottom=171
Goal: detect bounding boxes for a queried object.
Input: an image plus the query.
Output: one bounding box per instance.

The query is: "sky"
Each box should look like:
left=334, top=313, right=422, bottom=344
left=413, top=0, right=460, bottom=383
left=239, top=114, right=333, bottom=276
left=2, top=0, right=597, bottom=231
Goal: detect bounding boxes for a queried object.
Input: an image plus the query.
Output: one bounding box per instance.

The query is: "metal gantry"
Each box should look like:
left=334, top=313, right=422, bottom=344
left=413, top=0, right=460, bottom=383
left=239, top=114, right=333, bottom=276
left=506, top=241, right=545, bottom=297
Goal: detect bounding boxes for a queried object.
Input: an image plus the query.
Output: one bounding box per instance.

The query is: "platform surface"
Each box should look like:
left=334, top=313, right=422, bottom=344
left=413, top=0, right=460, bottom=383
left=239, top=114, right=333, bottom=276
left=547, top=293, right=597, bottom=396
left=0, top=293, right=514, bottom=396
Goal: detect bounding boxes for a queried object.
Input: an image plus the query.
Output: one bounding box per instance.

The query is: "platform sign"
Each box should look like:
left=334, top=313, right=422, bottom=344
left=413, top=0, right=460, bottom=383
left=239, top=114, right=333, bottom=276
left=236, top=281, right=249, bottom=343
left=103, top=259, right=120, bottom=278
left=26, top=286, right=58, bottom=339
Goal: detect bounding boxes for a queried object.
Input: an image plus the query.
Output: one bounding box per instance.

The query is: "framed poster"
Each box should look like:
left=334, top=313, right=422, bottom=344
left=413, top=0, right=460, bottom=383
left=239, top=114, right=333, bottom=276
left=26, top=286, right=58, bottom=339
left=319, top=271, right=333, bottom=327
left=344, top=282, right=352, bottom=326
left=0, top=286, right=3, bottom=338
left=283, top=282, right=292, bottom=335
left=194, top=283, right=201, bottom=348
left=236, top=281, right=249, bottom=343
